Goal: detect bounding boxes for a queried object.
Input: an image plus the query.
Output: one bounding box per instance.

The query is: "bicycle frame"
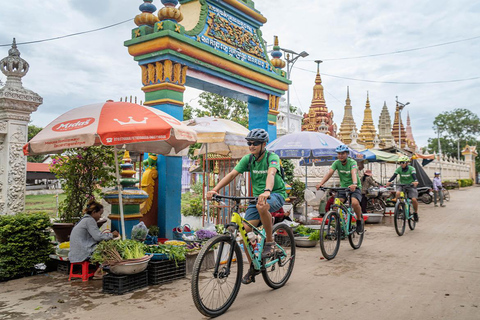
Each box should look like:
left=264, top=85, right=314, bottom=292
left=333, top=196, right=356, bottom=236
left=222, top=203, right=287, bottom=274
left=397, top=191, right=412, bottom=220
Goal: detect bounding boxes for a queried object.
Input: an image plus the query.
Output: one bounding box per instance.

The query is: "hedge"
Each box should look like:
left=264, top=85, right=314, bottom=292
left=457, top=179, right=473, bottom=187
left=0, top=212, right=54, bottom=280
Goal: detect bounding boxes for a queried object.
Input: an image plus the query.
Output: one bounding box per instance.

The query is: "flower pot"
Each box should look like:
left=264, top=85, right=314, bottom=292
left=52, top=222, right=75, bottom=243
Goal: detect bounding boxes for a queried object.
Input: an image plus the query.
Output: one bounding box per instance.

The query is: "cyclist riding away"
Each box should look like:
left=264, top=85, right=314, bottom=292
left=315, top=144, right=364, bottom=234
left=386, top=156, right=419, bottom=221
left=206, top=128, right=287, bottom=285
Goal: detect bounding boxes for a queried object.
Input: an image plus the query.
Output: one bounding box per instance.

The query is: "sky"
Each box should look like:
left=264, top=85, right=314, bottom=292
left=1, top=0, right=479, bottom=148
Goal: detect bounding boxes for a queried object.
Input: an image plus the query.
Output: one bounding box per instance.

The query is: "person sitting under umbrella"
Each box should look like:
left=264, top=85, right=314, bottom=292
left=69, top=200, right=119, bottom=278
left=360, top=169, right=379, bottom=213
left=207, top=128, right=287, bottom=285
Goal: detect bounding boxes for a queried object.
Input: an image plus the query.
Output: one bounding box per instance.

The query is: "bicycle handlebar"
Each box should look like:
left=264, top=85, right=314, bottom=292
left=318, top=186, right=353, bottom=192
left=211, top=194, right=269, bottom=203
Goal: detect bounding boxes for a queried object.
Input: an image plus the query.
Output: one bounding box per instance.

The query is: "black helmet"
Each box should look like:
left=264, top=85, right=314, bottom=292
left=246, top=128, right=269, bottom=143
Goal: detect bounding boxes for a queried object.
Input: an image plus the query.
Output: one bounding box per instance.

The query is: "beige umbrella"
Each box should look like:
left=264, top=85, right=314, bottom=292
left=185, top=117, right=250, bottom=221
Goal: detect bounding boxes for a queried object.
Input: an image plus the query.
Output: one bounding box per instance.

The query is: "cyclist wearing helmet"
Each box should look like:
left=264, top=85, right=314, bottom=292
left=315, top=144, right=364, bottom=234
left=207, top=128, right=286, bottom=284
left=386, top=156, right=419, bottom=221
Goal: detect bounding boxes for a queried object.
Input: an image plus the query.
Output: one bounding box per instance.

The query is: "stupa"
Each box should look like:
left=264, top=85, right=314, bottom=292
left=338, top=87, right=357, bottom=144
left=405, top=112, right=417, bottom=151
left=358, top=92, right=377, bottom=149
left=391, top=104, right=408, bottom=148
left=378, top=102, right=395, bottom=148
left=301, top=61, right=337, bottom=136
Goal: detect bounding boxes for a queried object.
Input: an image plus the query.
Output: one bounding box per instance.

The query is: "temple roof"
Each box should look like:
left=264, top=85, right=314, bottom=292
left=301, top=61, right=336, bottom=136
left=391, top=104, right=408, bottom=148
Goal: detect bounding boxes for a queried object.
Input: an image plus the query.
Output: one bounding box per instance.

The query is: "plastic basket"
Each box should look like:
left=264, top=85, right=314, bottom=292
left=102, top=270, right=148, bottom=295
left=56, top=261, right=70, bottom=274
left=148, top=259, right=186, bottom=285
left=367, top=187, right=379, bottom=197
left=173, top=224, right=195, bottom=241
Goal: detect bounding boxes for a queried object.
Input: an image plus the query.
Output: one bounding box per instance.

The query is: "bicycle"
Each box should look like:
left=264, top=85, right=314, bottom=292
left=318, top=187, right=364, bottom=260
left=392, top=184, right=416, bottom=236
left=191, top=194, right=296, bottom=318
left=442, top=187, right=450, bottom=202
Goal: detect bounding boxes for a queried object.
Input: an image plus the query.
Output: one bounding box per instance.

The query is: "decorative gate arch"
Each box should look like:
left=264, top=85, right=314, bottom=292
left=125, top=0, right=289, bottom=238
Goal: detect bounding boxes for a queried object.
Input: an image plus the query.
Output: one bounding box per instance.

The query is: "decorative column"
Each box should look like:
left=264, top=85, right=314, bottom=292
left=104, top=151, right=148, bottom=238
left=0, top=39, right=42, bottom=214
left=137, top=0, right=186, bottom=238
left=461, top=145, right=478, bottom=182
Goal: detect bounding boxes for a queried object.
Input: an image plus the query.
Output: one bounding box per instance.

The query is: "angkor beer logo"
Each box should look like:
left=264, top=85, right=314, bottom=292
left=52, top=118, right=95, bottom=132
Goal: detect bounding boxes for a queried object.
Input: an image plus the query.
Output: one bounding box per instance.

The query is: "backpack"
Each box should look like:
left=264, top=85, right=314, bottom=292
left=246, top=151, right=286, bottom=181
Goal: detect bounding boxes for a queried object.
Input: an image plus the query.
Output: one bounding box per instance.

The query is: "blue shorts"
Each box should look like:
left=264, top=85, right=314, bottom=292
left=244, top=193, right=285, bottom=224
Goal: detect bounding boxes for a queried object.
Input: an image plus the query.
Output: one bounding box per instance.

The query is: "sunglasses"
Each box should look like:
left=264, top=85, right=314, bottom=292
left=247, top=141, right=262, bottom=146
left=399, top=162, right=407, bottom=164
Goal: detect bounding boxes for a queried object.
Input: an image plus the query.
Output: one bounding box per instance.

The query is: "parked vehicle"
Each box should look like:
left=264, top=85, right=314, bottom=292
left=418, top=186, right=433, bottom=204
left=366, top=187, right=391, bottom=215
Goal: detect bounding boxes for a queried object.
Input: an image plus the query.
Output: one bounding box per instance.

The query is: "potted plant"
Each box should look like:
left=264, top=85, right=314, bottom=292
left=49, top=146, right=116, bottom=242
left=289, top=179, right=305, bottom=215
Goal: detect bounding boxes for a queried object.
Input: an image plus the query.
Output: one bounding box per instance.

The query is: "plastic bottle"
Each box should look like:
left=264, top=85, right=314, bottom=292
left=247, top=232, right=258, bottom=255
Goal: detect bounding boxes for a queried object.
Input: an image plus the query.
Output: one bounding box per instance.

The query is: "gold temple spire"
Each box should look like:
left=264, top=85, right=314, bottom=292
left=338, top=86, right=356, bottom=144
left=358, top=91, right=377, bottom=149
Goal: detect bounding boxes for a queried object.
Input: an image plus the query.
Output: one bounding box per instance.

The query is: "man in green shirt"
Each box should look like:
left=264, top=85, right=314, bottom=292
left=386, top=155, right=419, bottom=221
left=315, top=144, right=364, bottom=234
left=207, top=128, right=286, bottom=284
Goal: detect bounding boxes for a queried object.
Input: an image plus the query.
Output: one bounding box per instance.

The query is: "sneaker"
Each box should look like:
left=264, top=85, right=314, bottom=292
left=440, top=204, right=446, bottom=207
left=434, top=204, right=438, bottom=207
left=413, top=212, right=419, bottom=222
left=356, top=220, right=364, bottom=234
left=241, top=265, right=260, bottom=285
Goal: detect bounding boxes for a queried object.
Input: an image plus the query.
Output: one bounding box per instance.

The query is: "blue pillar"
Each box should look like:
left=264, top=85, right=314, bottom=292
left=248, top=98, right=269, bottom=131
left=150, top=103, right=183, bottom=239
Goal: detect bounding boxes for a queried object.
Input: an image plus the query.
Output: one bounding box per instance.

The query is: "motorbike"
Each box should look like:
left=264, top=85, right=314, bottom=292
left=418, top=186, right=433, bottom=204
left=365, top=187, right=392, bottom=214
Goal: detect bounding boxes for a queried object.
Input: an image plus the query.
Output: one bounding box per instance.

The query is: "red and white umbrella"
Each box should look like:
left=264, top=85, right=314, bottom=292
left=24, top=101, right=197, bottom=155
left=24, top=101, right=197, bottom=239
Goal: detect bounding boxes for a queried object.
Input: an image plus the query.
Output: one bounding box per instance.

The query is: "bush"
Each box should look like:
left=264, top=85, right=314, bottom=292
left=0, top=212, right=54, bottom=280
left=457, top=179, right=473, bottom=187
left=181, top=194, right=203, bottom=217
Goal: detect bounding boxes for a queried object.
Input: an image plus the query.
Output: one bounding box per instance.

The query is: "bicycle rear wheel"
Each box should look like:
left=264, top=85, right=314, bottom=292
left=348, top=214, right=364, bottom=249
left=319, top=211, right=341, bottom=260
left=191, top=235, right=243, bottom=318
left=262, top=224, right=296, bottom=289
left=443, top=189, right=450, bottom=202
left=394, top=201, right=406, bottom=236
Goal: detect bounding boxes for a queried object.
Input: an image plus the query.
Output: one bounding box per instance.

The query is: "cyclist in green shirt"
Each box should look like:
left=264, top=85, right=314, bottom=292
left=206, top=128, right=286, bottom=284
left=315, top=144, right=364, bottom=234
left=386, top=155, right=419, bottom=221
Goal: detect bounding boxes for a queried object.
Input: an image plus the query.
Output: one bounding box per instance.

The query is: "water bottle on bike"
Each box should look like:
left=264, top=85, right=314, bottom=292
left=247, top=231, right=259, bottom=255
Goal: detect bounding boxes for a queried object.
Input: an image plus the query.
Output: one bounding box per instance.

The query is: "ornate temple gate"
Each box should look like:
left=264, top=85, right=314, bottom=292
left=125, top=0, right=289, bottom=238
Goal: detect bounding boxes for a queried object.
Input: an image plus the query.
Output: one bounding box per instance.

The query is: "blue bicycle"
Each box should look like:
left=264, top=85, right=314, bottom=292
left=393, top=184, right=416, bottom=236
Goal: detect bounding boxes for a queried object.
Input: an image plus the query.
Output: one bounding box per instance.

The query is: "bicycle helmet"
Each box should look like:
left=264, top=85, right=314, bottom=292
left=398, top=155, right=410, bottom=163
left=246, top=128, right=269, bottom=143
left=335, top=144, right=349, bottom=153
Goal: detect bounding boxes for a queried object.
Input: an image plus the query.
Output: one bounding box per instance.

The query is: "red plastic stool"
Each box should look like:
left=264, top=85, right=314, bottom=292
left=68, top=261, right=96, bottom=282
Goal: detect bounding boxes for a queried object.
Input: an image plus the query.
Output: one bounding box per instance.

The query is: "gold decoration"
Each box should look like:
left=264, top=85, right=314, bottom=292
left=134, top=29, right=142, bottom=38
left=213, top=161, right=219, bottom=174
left=175, top=24, right=181, bottom=33
left=134, top=12, right=159, bottom=27
left=157, top=21, right=164, bottom=31
left=358, top=92, right=377, bottom=149
left=148, top=64, right=156, bottom=84
left=158, top=7, right=183, bottom=22
left=141, top=65, right=148, bottom=86
left=141, top=60, right=188, bottom=87
left=155, top=61, right=163, bottom=82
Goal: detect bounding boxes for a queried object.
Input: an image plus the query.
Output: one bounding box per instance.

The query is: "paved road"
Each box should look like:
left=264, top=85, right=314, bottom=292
left=1, top=186, right=479, bottom=320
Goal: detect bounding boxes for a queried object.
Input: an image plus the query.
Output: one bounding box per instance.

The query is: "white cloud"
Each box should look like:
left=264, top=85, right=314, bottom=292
left=1, top=0, right=479, bottom=148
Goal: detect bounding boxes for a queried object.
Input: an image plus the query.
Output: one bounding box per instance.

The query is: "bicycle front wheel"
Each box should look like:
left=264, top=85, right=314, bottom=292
left=348, top=214, right=364, bottom=249
left=319, top=211, right=341, bottom=260
left=394, top=201, right=406, bottom=236
left=407, top=203, right=416, bottom=230
left=262, top=224, right=296, bottom=289
left=191, top=235, right=243, bottom=318
left=443, top=189, right=450, bottom=202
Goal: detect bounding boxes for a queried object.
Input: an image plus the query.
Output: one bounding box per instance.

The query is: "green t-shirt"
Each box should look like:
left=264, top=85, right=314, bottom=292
left=395, top=165, right=416, bottom=184
left=330, top=158, right=362, bottom=188
left=234, top=152, right=287, bottom=199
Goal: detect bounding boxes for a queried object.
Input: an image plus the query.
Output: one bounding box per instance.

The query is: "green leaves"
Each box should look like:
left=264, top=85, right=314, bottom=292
left=0, top=212, right=53, bottom=280
left=49, top=147, right=116, bottom=223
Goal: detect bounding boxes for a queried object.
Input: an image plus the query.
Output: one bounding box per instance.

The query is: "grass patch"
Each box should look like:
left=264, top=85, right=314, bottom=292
left=25, top=194, right=66, bottom=217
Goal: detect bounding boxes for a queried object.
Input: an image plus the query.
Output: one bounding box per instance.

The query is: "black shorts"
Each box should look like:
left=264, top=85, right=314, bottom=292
left=396, top=186, right=418, bottom=199
left=337, top=188, right=362, bottom=203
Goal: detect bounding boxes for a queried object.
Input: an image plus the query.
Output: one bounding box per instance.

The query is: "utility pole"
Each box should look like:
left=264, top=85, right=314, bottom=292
left=396, top=96, right=410, bottom=150
left=282, top=48, right=309, bottom=133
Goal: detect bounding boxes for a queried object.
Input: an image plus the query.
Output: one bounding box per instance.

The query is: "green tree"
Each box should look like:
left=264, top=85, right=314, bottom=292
left=432, top=109, right=480, bottom=159
left=282, top=159, right=295, bottom=185
left=49, top=146, right=117, bottom=222
left=183, top=103, right=194, bottom=121
left=196, top=92, right=249, bottom=128
left=27, top=124, right=44, bottom=163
